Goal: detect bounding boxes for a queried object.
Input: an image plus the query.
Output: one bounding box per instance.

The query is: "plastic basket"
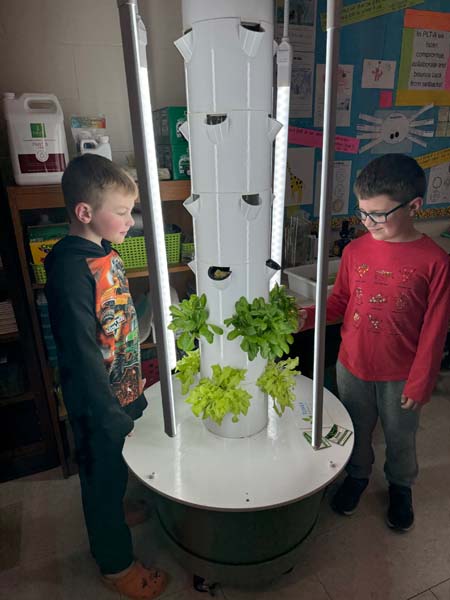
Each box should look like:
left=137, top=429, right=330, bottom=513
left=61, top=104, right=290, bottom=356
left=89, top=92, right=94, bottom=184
left=141, top=358, right=160, bottom=389
left=165, top=233, right=181, bottom=264
left=32, top=263, right=47, bottom=284
left=181, top=242, right=195, bottom=263
left=112, top=237, right=147, bottom=269
left=112, top=233, right=182, bottom=268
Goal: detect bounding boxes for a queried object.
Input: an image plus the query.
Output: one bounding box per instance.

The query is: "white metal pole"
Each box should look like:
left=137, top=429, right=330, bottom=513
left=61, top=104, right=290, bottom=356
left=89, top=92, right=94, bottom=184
left=312, top=0, right=341, bottom=449
left=117, top=0, right=177, bottom=437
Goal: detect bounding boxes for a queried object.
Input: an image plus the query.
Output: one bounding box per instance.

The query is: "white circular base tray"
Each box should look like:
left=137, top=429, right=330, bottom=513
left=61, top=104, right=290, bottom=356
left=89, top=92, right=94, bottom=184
left=123, top=375, right=353, bottom=511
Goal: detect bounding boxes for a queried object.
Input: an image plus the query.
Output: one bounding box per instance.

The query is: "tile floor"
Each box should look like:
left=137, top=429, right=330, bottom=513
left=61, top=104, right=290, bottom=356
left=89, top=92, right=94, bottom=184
left=0, top=374, right=449, bottom=600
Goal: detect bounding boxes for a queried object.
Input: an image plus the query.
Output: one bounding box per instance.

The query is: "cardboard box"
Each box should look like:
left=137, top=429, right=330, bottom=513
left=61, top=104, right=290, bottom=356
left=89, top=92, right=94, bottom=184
left=157, top=144, right=190, bottom=180
left=153, top=107, right=188, bottom=147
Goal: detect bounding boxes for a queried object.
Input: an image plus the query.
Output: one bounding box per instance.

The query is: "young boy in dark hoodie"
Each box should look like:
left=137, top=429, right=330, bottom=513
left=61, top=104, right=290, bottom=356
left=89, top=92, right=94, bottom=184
left=45, top=154, right=168, bottom=599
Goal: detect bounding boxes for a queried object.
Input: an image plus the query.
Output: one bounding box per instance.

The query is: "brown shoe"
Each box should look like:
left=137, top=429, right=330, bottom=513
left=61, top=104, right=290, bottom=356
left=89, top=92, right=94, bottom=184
left=102, top=562, right=168, bottom=599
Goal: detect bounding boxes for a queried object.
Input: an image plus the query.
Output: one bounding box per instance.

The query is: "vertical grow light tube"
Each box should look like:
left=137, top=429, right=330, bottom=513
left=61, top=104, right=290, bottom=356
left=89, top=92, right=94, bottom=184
left=270, top=0, right=292, bottom=287
left=118, top=0, right=177, bottom=437
left=312, top=0, right=342, bottom=450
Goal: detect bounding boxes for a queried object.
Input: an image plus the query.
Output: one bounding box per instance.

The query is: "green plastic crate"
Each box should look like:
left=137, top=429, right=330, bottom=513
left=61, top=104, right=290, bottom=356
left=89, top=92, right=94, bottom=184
left=181, top=242, right=195, bottom=262
left=112, top=237, right=147, bottom=269
left=113, top=234, right=181, bottom=268
left=32, top=263, right=47, bottom=284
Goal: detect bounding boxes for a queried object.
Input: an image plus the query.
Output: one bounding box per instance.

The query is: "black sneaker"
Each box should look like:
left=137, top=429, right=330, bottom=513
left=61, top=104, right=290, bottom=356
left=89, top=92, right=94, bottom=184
left=331, top=476, right=369, bottom=515
left=386, top=484, right=414, bottom=532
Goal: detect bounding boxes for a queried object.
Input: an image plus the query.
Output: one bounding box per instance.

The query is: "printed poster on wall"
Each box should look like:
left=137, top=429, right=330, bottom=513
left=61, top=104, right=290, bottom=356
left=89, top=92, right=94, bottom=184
left=276, top=0, right=317, bottom=54
left=314, top=64, right=354, bottom=128
left=314, top=161, right=351, bottom=216
left=285, top=147, right=315, bottom=206
left=426, top=161, right=450, bottom=204
left=290, top=53, right=314, bottom=118
left=362, top=59, right=396, bottom=89
left=397, top=9, right=450, bottom=106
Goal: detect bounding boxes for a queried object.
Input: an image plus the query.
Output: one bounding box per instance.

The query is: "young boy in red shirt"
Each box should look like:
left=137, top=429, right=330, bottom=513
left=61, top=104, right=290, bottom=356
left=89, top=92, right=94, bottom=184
left=299, top=154, right=450, bottom=531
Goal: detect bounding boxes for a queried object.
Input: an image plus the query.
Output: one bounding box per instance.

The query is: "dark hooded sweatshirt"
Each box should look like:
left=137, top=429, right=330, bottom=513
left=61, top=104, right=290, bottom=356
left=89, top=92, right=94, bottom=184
left=45, top=236, right=147, bottom=443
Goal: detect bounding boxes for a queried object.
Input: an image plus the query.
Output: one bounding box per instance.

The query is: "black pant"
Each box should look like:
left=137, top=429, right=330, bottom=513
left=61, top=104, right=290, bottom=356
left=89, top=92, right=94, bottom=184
left=74, top=423, right=134, bottom=575
left=71, top=396, right=148, bottom=574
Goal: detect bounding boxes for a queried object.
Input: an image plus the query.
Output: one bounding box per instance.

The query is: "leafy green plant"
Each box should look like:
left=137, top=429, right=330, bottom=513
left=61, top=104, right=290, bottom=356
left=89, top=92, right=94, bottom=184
left=185, top=365, right=251, bottom=425
left=224, top=284, right=298, bottom=361
left=256, top=357, right=300, bottom=416
left=169, top=294, right=223, bottom=352
left=175, top=350, right=200, bottom=394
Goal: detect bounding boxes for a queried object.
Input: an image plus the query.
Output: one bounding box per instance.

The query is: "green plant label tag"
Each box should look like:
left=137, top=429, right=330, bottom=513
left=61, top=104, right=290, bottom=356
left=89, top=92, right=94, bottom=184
left=303, top=431, right=331, bottom=450
left=325, top=424, right=353, bottom=446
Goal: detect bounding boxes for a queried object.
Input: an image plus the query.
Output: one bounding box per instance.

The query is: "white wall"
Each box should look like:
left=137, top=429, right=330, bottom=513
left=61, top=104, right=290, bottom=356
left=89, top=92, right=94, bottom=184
left=0, top=0, right=186, bottom=174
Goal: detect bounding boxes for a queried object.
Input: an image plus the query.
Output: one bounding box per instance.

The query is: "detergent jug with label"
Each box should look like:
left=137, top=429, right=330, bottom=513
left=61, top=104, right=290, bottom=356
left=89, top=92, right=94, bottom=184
left=3, top=93, right=69, bottom=185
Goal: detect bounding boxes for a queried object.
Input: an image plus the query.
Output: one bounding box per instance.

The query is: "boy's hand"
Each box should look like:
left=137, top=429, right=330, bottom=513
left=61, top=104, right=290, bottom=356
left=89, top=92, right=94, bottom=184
left=400, top=395, right=420, bottom=411
left=139, top=378, right=146, bottom=395
left=297, top=309, right=308, bottom=332
left=127, top=427, right=134, bottom=437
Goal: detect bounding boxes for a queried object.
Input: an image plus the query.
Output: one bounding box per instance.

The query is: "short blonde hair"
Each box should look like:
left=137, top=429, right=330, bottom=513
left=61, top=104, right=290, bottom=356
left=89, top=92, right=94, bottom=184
left=61, top=154, right=137, bottom=218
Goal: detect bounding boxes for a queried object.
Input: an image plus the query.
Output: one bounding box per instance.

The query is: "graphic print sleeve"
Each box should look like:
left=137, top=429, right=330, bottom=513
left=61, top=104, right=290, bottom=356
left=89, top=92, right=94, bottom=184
left=46, top=260, right=134, bottom=440
left=403, top=257, right=450, bottom=404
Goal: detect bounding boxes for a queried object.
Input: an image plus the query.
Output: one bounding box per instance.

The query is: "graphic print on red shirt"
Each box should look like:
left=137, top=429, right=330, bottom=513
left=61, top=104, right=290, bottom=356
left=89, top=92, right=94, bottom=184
left=304, top=233, right=450, bottom=404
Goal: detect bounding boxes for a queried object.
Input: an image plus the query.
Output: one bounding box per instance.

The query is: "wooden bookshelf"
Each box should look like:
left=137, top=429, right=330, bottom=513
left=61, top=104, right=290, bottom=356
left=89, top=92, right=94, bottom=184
left=7, top=179, right=192, bottom=477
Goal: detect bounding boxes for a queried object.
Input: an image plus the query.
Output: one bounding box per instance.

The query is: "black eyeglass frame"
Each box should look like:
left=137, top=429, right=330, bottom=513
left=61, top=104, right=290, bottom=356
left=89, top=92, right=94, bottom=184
left=354, top=200, right=412, bottom=224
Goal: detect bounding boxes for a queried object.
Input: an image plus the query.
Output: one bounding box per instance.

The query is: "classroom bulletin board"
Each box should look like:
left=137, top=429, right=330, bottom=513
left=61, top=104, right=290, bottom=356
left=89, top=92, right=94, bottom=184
left=281, top=0, right=450, bottom=225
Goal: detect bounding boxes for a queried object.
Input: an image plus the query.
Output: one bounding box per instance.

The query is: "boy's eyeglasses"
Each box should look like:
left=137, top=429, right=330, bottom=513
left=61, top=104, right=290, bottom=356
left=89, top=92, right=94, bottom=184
left=354, top=200, right=411, bottom=224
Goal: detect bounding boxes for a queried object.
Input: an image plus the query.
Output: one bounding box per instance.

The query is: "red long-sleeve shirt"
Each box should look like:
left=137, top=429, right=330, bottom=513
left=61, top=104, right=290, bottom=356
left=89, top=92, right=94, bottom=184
left=303, top=233, right=450, bottom=404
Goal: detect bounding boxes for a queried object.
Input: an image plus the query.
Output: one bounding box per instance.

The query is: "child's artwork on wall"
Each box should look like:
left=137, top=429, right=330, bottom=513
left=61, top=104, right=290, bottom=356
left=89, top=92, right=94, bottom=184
left=426, top=161, right=450, bottom=204
left=277, top=0, right=317, bottom=53
left=291, top=54, right=315, bottom=118
left=356, top=105, right=434, bottom=153
left=314, top=64, right=353, bottom=127
left=286, top=0, right=450, bottom=221
left=314, top=160, right=351, bottom=215
left=362, top=59, right=396, bottom=89
left=285, top=147, right=315, bottom=206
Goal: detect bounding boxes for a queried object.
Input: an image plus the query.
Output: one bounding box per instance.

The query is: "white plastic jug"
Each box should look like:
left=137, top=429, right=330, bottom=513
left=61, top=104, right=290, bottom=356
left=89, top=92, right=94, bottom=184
left=3, top=93, right=69, bottom=185
left=80, top=135, right=112, bottom=160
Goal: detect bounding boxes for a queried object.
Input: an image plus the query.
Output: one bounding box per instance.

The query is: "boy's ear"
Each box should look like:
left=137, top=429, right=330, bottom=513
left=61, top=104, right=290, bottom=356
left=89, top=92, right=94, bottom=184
left=74, top=202, right=93, bottom=224
left=409, top=196, right=422, bottom=216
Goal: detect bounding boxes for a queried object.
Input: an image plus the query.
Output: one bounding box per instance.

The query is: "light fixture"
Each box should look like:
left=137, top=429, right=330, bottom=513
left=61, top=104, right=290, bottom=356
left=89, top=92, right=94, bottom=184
left=118, top=0, right=177, bottom=436
left=270, top=0, right=292, bottom=288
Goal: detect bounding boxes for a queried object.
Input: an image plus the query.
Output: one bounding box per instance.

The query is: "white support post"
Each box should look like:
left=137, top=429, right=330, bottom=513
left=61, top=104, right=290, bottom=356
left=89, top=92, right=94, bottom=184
left=117, top=0, right=177, bottom=437
left=312, top=0, right=342, bottom=450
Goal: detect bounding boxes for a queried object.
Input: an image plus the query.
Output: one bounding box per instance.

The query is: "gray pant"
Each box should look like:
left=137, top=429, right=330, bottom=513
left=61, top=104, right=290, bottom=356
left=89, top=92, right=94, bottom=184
left=336, top=361, right=420, bottom=487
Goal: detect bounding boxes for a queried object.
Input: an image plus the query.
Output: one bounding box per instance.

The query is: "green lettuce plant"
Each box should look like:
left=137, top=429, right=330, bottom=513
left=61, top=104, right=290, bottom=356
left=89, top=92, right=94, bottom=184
left=174, top=349, right=200, bottom=394
left=185, top=364, right=251, bottom=425
left=256, top=357, right=300, bottom=416
left=169, top=293, right=223, bottom=352
left=224, top=284, right=298, bottom=361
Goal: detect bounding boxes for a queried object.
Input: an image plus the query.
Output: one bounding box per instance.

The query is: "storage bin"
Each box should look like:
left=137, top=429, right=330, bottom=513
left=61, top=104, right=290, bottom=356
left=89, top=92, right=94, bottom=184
left=112, top=233, right=181, bottom=267
left=284, top=259, right=341, bottom=299
left=181, top=242, right=195, bottom=262
left=32, top=263, right=47, bottom=284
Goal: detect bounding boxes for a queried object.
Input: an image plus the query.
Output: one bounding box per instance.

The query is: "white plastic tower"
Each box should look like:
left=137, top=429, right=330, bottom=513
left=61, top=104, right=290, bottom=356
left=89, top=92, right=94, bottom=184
left=176, top=0, right=279, bottom=438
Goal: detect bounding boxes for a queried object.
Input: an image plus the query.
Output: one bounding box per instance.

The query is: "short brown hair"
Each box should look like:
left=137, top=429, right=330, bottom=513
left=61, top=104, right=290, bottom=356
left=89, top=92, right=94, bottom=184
left=61, top=154, right=137, bottom=218
left=354, top=154, right=426, bottom=204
